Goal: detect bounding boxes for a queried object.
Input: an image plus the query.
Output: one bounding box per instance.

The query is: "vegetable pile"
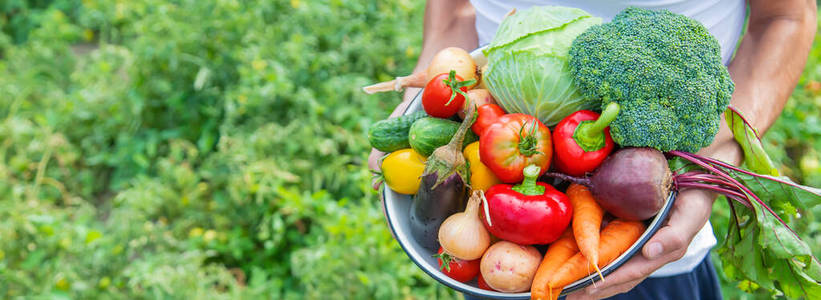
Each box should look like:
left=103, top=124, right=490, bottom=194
left=365, top=5, right=821, bottom=298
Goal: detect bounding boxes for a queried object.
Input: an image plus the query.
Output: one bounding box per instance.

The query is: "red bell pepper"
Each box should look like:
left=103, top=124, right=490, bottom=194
left=552, top=102, right=619, bottom=176
left=480, top=165, right=572, bottom=245
left=471, top=103, right=506, bottom=136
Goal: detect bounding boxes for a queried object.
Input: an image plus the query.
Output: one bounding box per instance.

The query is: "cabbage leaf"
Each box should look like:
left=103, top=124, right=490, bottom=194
left=483, top=6, right=601, bottom=126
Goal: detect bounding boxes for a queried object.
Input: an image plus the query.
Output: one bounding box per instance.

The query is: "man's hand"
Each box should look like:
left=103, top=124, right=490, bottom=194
left=567, top=189, right=716, bottom=299
left=369, top=148, right=385, bottom=190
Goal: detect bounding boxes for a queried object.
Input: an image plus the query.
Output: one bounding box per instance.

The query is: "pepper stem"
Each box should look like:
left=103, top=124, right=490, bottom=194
left=574, top=102, right=620, bottom=152
left=511, top=165, right=545, bottom=195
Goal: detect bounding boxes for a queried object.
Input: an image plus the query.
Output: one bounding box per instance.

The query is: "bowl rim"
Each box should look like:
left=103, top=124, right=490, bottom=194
left=384, top=183, right=676, bottom=299
left=381, top=45, right=677, bottom=298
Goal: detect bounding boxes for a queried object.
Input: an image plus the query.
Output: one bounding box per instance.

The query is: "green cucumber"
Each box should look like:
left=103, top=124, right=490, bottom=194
left=409, top=117, right=478, bottom=157
left=368, top=111, right=428, bottom=152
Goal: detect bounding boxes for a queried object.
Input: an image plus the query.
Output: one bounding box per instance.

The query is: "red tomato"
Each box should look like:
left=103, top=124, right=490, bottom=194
left=477, top=272, right=495, bottom=291
left=422, top=71, right=470, bottom=118
left=436, top=247, right=480, bottom=283
left=479, top=114, right=552, bottom=183
left=471, top=104, right=506, bottom=136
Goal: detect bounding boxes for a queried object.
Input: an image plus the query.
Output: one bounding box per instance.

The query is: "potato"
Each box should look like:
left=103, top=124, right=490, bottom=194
left=479, top=241, right=542, bottom=293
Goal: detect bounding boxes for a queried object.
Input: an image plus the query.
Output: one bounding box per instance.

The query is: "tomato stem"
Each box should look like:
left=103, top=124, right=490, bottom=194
left=443, top=70, right=476, bottom=106
left=518, top=119, right=543, bottom=156
left=573, top=102, right=619, bottom=152
left=433, top=251, right=454, bottom=272
left=512, top=165, right=545, bottom=196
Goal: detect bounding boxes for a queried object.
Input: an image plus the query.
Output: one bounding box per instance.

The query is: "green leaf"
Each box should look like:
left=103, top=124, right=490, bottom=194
left=731, top=171, right=821, bottom=215
left=725, top=108, right=779, bottom=176
left=771, top=256, right=821, bottom=298
left=722, top=173, right=821, bottom=297
left=736, top=225, right=776, bottom=291
left=701, top=153, right=821, bottom=297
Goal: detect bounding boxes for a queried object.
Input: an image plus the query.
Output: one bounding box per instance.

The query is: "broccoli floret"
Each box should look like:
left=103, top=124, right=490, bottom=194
left=568, top=7, right=734, bottom=152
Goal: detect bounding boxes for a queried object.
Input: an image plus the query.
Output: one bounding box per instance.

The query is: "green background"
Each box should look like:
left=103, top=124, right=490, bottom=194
left=0, top=1, right=818, bottom=299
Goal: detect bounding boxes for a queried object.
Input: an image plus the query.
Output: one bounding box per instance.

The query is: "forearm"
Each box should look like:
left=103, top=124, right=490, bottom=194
left=392, top=0, right=478, bottom=114
left=699, top=0, right=816, bottom=165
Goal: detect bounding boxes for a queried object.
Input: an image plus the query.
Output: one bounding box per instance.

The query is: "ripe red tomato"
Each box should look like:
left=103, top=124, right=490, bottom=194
left=471, top=104, right=506, bottom=136
left=436, top=247, right=480, bottom=283
left=422, top=72, right=470, bottom=118
left=479, top=114, right=552, bottom=183
left=477, top=272, right=495, bottom=291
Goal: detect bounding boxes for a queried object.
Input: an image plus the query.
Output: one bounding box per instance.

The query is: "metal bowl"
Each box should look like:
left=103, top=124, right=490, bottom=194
left=381, top=47, right=677, bottom=299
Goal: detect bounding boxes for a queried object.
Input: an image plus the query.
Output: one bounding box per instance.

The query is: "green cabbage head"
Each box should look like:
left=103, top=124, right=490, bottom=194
left=483, top=6, right=602, bottom=126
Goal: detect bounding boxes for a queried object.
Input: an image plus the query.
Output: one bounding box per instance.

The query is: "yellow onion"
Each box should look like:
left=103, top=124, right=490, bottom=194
left=438, top=190, right=491, bottom=260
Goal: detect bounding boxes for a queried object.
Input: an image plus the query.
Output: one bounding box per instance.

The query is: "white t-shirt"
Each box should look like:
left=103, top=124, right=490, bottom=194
left=470, top=0, right=746, bottom=277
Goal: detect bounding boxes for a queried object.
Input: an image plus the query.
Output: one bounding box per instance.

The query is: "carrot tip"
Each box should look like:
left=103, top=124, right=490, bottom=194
left=595, top=265, right=604, bottom=282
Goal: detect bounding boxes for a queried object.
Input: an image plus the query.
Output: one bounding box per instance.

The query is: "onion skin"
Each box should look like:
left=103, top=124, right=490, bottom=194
left=480, top=241, right=542, bottom=293
left=438, top=191, right=491, bottom=260
left=427, top=47, right=478, bottom=89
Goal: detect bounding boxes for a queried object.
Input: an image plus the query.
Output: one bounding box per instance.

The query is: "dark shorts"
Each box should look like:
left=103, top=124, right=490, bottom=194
left=464, top=252, right=722, bottom=300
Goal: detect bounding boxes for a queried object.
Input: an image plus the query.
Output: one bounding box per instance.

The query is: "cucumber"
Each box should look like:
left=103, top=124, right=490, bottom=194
left=368, top=111, right=428, bottom=152
left=409, top=117, right=478, bottom=157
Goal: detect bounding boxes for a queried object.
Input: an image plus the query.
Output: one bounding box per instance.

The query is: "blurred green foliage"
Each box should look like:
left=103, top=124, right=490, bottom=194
left=1, top=0, right=455, bottom=299
left=0, top=1, right=818, bottom=299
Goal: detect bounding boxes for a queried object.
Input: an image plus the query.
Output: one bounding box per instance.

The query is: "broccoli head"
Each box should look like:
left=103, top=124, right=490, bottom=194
left=568, top=7, right=734, bottom=152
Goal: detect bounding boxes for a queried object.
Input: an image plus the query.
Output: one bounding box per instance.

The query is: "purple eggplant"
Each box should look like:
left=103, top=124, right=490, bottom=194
left=407, top=105, right=476, bottom=251
left=409, top=172, right=466, bottom=251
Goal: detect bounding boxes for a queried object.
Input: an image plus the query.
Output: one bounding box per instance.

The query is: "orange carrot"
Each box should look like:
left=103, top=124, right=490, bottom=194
left=547, top=219, right=646, bottom=289
left=566, top=184, right=605, bottom=280
left=530, top=229, right=578, bottom=300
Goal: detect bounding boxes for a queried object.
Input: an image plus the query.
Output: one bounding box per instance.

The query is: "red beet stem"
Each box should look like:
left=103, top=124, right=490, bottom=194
left=726, top=197, right=743, bottom=240
left=727, top=106, right=762, bottom=140
left=668, top=151, right=797, bottom=236
left=673, top=151, right=821, bottom=197
left=542, top=172, right=591, bottom=186
left=675, top=182, right=751, bottom=209
left=675, top=173, right=740, bottom=188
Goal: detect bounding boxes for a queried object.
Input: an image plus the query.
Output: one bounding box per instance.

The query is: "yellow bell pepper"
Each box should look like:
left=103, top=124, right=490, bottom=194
left=463, top=141, right=501, bottom=191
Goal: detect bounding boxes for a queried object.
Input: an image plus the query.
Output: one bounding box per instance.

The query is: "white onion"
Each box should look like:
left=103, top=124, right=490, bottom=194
left=438, top=191, right=491, bottom=260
